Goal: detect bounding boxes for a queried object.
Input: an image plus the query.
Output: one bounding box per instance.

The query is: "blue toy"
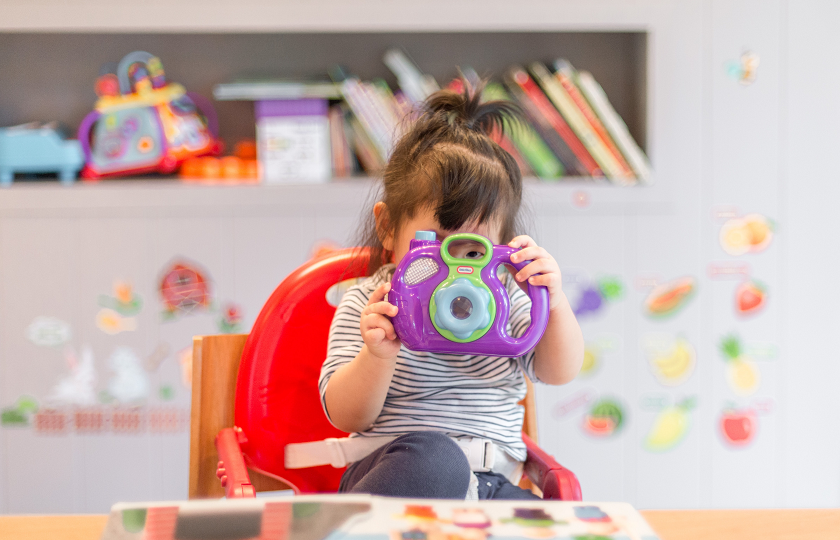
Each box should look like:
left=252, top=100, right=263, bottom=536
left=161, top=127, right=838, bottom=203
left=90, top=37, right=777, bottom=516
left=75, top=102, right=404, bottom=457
left=0, top=123, right=84, bottom=186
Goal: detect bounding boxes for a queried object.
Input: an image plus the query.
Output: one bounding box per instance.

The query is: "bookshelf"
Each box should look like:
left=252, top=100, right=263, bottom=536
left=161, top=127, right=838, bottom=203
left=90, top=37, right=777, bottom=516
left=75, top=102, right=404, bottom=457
left=0, top=31, right=647, bottom=174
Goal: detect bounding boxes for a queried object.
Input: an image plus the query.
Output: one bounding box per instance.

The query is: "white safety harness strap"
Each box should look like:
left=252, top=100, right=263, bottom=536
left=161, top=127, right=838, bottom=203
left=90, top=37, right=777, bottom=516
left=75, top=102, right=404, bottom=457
left=285, top=435, right=522, bottom=481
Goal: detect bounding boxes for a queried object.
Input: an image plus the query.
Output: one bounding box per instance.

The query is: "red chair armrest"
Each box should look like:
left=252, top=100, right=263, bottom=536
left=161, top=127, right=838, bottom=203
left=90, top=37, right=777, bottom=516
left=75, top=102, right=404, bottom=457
left=522, top=433, right=582, bottom=501
left=215, top=427, right=256, bottom=498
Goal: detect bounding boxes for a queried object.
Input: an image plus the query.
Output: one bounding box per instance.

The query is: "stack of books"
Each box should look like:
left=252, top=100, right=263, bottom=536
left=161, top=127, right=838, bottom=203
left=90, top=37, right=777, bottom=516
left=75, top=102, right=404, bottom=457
left=214, top=51, right=651, bottom=185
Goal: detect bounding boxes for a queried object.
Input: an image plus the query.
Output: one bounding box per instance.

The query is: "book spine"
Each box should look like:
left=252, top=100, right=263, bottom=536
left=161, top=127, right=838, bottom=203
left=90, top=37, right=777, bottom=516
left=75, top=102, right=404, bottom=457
left=340, top=105, right=362, bottom=175
left=507, top=67, right=600, bottom=177
left=505, top=69, right=588, bottom=177
left=554, top=61, right=636, bottom=184
left=483, top=83, right=563, bottom=179
left=328, top=106, right=343, bottom=177
left=529, top=62, right=626, bottom=183
left=576, top=71, right=652, bottom=182
left=494, top=130, right=535, bottom=178
left=347, top=115, right=385, bottom=173
left=340, top=78, right=391, bottom=160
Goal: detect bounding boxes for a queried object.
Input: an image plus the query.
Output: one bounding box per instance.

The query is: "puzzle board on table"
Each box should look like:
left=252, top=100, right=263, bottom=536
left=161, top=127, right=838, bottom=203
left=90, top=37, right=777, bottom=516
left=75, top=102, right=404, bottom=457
left=100, top=495, right=660, bottom=540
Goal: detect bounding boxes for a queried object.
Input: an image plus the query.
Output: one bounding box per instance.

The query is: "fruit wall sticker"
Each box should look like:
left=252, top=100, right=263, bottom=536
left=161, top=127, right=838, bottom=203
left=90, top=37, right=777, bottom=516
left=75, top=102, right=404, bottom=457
left=217, top=303, right=243, bottom=333
left=26, top=316, right=72, bottom=347
left=725, top=50, right=760, bottom=85
left=643, top=276, right=696, bottom=318
left=735, top=279, right=767, bottom=317
left=572, top=276, right=624, bottom=318
left=578, top=334, right=621, bottom=378
left=581, top=398, right=625, bottom=438
left=719, top=406, right=757, bottom=447
left=720, top=334, right=760, bottom=396
left=580, top=347, right=600, bottom=377
left=1, top=396, right=38, bottom=427
left=719, top=213, right=774, bottom=255
left=97, top=281, right=142, bottom=334
left=644, top=396, right=696, bottom=452
left=159, top=260, right=213, bottom=319
left=641, top=333, right=697, bottom=386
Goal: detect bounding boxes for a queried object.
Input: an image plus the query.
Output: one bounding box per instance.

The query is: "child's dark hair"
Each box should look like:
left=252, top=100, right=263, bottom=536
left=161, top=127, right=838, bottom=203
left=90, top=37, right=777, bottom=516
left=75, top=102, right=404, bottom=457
left=359, top=79, right=526, bottom=274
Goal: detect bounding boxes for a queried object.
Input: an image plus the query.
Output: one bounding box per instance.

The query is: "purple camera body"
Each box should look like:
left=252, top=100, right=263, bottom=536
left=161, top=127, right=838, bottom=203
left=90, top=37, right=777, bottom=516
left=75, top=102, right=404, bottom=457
left=389, top=231, right=549, bottom=357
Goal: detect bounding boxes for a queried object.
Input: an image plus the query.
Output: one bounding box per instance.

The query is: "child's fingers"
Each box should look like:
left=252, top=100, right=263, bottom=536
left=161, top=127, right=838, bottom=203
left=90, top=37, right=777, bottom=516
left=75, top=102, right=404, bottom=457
left=367, top=282, right=392, bottom=305
left=363, top=314, right=398, bottom=341
left=364, top=301, right=398, bottom=318
left=510, top=245, right=550, bottom=265
left=508, top=235, right=537, bottom=249
left=364, top=326, right=387, bottom=344
left=526, top=273, right=556, bottom=288
left=514, top=259, right=557, bottom=282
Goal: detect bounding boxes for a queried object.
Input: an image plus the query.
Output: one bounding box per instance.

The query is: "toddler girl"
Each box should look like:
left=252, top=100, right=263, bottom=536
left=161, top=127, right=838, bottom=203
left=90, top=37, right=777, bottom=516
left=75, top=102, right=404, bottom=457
left=319, top=82, right=584, bottom=500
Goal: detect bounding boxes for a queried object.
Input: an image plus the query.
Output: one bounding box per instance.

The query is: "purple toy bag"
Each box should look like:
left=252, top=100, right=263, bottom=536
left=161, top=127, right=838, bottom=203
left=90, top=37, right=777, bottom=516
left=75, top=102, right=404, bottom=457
left=389, top=231, right=549, bottom=357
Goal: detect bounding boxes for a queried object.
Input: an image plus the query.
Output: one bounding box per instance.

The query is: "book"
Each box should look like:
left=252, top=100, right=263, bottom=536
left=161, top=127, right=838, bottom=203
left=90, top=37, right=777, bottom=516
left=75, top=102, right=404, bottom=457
left=329, top=105, right=354, bottom=178
left=384, top=48, right=440, bottom=104
left=255, top=99, right=332, bottom=184
left=483, top=82, right=564, bottom=179
left=553, top=60, right=636, bottom=184
left=504, top=68, right=590, bottom=177
left=214, top=80, right=342, bottom=101
left=572, top=67, right=652, bottom=183
left=347, top=113, right=385, bottom=173
left=529, top=62, right=630, bottom=184
left=101, top=494, right=664, bottom=540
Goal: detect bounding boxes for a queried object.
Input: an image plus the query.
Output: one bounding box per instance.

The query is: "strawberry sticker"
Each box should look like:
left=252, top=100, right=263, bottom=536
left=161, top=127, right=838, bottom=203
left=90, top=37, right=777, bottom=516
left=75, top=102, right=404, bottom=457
left=735, top=280, right=767, bottom=316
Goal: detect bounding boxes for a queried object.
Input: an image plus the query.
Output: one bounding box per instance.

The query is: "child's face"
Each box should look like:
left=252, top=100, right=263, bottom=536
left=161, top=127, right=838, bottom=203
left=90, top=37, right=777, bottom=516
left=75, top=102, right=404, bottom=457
left=383, top=205, right=502, bottom=265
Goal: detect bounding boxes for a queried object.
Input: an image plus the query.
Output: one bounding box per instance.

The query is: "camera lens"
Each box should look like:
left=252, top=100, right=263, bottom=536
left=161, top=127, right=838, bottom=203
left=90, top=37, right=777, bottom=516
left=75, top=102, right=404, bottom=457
left=451, top=296, right=473, bottom=320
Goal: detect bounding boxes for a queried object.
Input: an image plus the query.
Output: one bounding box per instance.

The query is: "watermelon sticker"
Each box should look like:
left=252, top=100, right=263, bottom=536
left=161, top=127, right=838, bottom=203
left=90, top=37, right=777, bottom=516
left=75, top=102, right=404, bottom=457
left=581, top=398, right=625, bottom=438
left=643, top=276, right=696, bottom=318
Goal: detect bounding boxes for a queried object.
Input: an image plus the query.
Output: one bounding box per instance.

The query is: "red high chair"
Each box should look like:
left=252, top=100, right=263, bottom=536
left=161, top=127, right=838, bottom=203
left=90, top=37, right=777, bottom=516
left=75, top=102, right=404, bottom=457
left=188, top=248, right=581, bottom=501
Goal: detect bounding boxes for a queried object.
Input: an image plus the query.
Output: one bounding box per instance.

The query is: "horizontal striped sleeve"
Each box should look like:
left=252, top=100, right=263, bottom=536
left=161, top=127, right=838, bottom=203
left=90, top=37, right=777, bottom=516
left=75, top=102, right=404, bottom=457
left=504, top=272, right=540, bottom=383
left=319, top=282, right=373, bottom=423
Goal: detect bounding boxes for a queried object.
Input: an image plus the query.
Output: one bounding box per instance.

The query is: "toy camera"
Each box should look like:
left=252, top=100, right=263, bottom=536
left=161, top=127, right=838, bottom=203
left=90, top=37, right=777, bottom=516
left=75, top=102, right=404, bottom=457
left=389, top=231, right=549, bottom=357
left=77, top=51, right=221, bottom=179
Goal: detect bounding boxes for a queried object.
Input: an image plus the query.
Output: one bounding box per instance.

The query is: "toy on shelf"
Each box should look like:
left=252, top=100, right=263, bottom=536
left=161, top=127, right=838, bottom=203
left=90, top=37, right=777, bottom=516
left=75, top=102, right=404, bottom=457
left=77, top=51, right=222, bottom=180
left=389, top=231, right=549, bottom=357
left=179, top=140, right=259, bottom=184
left=0, top=123, right=84, bottom=186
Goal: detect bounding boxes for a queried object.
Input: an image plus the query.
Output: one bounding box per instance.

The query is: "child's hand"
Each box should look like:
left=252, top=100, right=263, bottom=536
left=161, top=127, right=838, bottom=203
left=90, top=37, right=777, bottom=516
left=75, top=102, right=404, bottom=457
left=360, top=282, right=401, bottom=362
left=508, top=235, right=566, bottom=312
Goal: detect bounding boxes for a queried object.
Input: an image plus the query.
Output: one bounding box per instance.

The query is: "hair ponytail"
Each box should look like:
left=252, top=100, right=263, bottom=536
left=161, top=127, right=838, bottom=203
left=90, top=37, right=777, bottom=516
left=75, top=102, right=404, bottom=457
left=357, top=78, right=527, bottom=274
left=424, top=80, right=522, bottom=136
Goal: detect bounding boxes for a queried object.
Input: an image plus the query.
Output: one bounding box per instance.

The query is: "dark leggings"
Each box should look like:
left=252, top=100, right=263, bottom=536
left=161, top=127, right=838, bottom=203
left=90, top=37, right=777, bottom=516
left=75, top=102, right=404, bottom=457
left=338, top=431, right=540, bottom=500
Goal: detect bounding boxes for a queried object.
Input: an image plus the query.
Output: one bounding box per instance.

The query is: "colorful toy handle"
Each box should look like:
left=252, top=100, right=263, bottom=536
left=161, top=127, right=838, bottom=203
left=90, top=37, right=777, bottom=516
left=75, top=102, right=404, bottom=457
left=117, top=51, right=164, bottom=94
left=389, top=231, right=549, bottom=358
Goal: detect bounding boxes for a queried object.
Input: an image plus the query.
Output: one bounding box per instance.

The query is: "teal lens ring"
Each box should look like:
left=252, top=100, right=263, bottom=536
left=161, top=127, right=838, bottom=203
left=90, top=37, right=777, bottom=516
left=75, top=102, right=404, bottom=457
left=433, top=278, right=491, bottom=340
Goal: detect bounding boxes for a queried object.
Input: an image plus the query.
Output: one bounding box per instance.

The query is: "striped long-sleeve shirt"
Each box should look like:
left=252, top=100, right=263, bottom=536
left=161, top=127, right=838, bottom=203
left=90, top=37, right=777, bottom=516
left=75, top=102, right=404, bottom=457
left=319, top=264, right=539, bottom=461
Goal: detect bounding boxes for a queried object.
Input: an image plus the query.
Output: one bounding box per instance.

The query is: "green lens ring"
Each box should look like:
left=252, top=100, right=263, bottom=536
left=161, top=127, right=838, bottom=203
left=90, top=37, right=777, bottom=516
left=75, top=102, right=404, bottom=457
left=440, top=233, right=493, bottom=268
